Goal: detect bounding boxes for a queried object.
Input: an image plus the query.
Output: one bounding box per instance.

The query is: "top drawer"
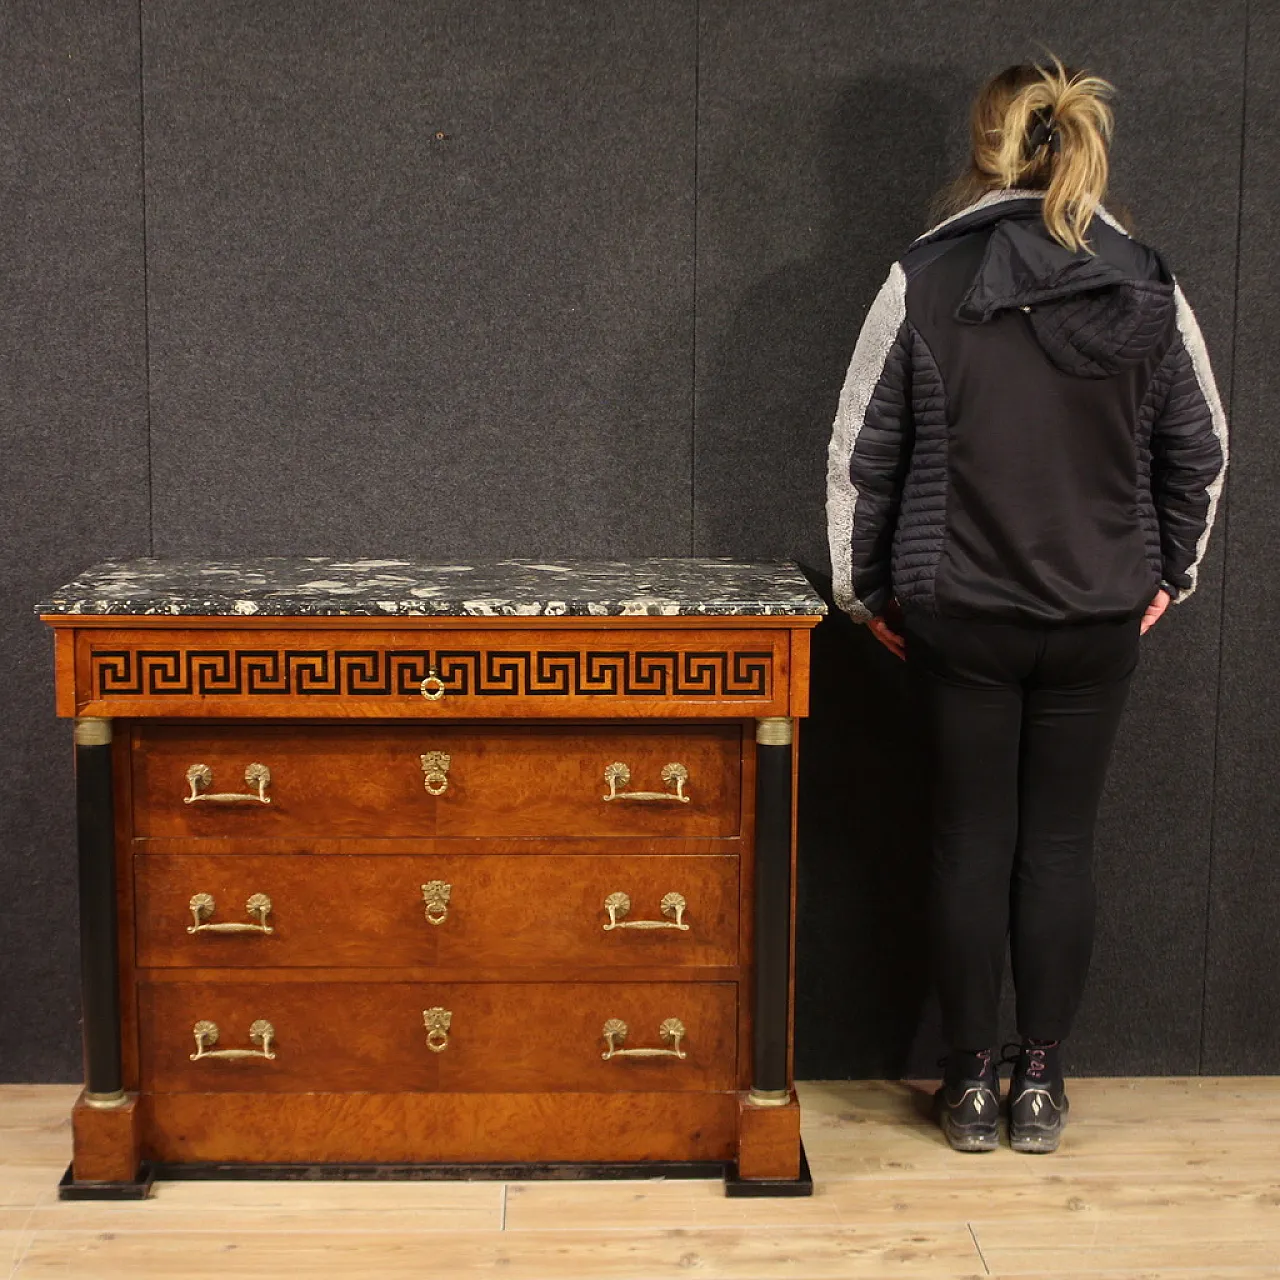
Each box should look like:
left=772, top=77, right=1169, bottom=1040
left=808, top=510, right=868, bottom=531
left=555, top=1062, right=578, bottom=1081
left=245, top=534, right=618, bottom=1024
left=131, top=722, right=744, bottom=840
left=67, top=625, right=794, bottom=719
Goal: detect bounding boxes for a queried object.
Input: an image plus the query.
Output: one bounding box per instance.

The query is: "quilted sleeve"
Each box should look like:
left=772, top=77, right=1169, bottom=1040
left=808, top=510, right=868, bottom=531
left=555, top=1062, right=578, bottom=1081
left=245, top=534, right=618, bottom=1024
left=825, top=263, right=912, bottom=621
left=1150, top=283, right=1229, bottom=601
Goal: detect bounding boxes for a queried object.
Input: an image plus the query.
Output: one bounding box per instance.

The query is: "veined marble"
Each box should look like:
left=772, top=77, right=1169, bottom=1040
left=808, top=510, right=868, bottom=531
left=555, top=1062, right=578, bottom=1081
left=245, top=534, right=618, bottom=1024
left=35, top=556, right=828, bottom=618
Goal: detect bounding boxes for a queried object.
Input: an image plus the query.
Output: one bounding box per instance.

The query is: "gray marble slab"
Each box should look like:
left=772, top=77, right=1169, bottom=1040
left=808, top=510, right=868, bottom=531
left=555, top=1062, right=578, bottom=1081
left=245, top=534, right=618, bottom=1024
left=36, top=556, right=827, bottom=618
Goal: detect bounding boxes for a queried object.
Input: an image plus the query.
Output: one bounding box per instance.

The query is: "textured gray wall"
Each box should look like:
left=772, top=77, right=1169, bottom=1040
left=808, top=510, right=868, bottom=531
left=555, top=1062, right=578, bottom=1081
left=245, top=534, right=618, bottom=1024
left=1, top=0, right=1270, bottom=1081
left=1203, top=2, right=1279, bottom=1075
left=0, top=0, right=149, bottom=1082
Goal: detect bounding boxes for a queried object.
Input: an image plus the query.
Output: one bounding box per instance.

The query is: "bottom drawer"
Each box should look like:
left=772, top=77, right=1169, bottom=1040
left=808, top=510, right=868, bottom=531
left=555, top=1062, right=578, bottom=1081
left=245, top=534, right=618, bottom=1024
left=139, top=980, right=738, bottom=1094
left=140, top=1091, right=738, bottom=1164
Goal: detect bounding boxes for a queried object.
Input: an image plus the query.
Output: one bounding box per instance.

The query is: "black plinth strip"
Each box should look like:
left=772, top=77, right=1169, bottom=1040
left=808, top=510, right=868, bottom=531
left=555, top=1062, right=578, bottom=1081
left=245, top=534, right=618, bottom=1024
left=58, top=1162, right=156, bottom=1201
left=724, top=1143, right=814, bottom=1198
left=57, top=1148, right=815, bottom=1198
left=151, top=1159, right=728, bottom=1183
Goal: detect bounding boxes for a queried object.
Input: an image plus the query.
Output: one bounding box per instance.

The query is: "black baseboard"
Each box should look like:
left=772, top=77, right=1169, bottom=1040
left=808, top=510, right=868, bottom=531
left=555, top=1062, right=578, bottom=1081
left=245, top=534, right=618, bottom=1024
left=724, top=1141, right=814, bottom=1197
left=58, top=1161, right=155, bottom=1201
left=56, top=1140, right=814, bottom=1199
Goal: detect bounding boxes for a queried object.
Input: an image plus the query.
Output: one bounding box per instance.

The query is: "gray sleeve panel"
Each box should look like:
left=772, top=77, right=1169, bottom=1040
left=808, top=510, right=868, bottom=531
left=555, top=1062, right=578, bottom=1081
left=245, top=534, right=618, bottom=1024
left=825, top=262, right=908, bottom=621
left=1154, top=283, right=1230, bottom=601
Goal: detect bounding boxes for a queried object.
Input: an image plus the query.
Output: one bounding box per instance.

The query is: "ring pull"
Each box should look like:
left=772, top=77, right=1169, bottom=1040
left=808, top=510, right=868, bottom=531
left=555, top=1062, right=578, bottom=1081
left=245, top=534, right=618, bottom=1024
left=184, top=763, right=272, bottom=805
left=601, top=1017, right=687, bottom=1060
left=602, top=891, right=689, bottom=931
left=423, top=1006, right=452, bottom=1053
left=420, top=751, right=452, bottom=796
left=602, top=762, right=690, bottom=803
left=187, top=892, right=274, bottom=934
left=190, top=1019, right=276, bottom=1062
left=420, top=668, right=447, bottom=701
left=421, top=880, right=452, bottom=926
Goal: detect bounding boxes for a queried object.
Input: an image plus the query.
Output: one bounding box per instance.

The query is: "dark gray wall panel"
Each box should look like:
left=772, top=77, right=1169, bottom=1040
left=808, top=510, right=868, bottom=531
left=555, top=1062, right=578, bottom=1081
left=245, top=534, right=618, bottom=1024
left=691, top=1, right=1245, bottom=1076
left=1203, top=4, right=1280, bottom=1074
left=143, top=1, right=695, bottom=558
left=0, top=1, right=148, bottom=1080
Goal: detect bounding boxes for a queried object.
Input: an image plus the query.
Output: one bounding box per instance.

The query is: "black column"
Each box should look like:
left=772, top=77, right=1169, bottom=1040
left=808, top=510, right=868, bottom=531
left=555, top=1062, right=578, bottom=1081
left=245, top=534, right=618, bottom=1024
left=751, top=716, right=793, bottom=1101
left=75, top=717, right=123, bottom=1103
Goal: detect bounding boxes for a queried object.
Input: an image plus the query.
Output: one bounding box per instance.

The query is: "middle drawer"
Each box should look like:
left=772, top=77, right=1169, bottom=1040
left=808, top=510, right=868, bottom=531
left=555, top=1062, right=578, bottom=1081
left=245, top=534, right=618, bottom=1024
left=135, top=853, right=740, bottom=969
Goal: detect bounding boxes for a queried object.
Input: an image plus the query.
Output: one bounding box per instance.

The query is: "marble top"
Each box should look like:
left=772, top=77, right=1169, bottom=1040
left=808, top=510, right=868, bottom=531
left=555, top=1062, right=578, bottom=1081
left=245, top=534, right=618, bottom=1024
left=36, top=556, right=828, bottom=618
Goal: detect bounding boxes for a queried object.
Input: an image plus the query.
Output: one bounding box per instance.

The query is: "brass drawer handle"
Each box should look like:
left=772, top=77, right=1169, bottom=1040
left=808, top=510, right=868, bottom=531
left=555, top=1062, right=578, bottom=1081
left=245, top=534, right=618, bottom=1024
left=184, top=762, right=272, bottom=805
left=602, top=761, right=690, bottom=803
left=420, top=751, right=451, bottom=796
left=420, top=668, right=446, bottom=700
left=190, top=1019, right=276, bottom=1062
left=188, top=892, right=274, bottom=935
left=601, top=1017, right=686, bottom=1060
left=602, top=891, right=689, bottom=931
left=423, top=1006, right=452, bottom=1053
left=421, top=880, right=451, bottom=925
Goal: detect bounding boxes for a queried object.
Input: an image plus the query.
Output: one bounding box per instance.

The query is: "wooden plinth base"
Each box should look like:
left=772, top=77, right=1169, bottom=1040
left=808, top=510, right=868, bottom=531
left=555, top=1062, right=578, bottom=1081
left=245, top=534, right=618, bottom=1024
left=734, top=1092, right=804, bottom=1181
left=70, top=1090, right=142, bottom=1185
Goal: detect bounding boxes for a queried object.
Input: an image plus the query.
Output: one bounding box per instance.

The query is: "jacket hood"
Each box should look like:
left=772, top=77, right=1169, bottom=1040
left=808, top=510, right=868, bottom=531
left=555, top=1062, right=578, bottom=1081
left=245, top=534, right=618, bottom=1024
left=916, top=191, right=1174, bottom=379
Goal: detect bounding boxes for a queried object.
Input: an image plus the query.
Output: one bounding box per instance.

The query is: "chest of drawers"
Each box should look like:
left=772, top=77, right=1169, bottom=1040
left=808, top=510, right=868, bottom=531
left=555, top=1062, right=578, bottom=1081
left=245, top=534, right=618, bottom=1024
left=38, top=556, right=824, bottom=1197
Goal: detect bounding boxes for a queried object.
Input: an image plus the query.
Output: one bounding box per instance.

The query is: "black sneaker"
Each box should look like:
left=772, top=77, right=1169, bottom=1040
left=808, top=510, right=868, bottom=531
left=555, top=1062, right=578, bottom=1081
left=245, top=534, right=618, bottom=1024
left=1000, top=1039, right=1069, bottom=1153
left=933, top=1047, right=999, bottom=1152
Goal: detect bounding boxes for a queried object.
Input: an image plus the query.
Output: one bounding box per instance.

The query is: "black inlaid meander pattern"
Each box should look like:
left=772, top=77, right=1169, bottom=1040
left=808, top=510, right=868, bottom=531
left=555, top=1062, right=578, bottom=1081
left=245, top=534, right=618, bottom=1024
left=91, top=648, right=773, bottom=699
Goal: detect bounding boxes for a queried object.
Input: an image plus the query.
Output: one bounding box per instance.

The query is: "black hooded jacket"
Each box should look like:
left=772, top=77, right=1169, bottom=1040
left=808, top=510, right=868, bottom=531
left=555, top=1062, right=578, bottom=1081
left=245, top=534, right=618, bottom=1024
left=826, top=188, right=1228, bottom=626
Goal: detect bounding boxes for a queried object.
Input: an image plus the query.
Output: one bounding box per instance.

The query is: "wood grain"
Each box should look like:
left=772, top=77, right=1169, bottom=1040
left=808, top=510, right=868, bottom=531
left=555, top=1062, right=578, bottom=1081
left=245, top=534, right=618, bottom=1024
left=70, top=1092, right=140, bottom=1184
left=131, top=722, right=743, bottom=839
left=735, top=1096, right=802, bottom=1181
left=138, top=980, right=738, bottom=1094
left=134, top=852, right=740, bottom=969
left=139, top=1090, right=738, bottom=1164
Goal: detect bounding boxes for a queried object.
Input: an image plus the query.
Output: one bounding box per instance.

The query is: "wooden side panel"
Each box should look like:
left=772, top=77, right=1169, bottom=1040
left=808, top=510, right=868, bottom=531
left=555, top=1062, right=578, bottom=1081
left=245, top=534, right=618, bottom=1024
left=135, top=852, right=740, bottom=969
left=132, top=722, right=743, bottom=840
left=140, top=1091, right=738, bottom=1164
left=139, top=980, right=738, bottom=1094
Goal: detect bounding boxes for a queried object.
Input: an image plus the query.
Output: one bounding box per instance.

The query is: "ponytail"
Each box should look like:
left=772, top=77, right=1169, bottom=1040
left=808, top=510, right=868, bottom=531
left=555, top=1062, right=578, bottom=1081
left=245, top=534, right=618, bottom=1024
left=931, top=52, right=1117, bottom=255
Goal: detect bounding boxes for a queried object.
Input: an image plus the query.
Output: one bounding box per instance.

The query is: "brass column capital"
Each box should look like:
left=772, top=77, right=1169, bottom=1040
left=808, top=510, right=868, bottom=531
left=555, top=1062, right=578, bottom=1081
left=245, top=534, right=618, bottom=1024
left=755, top=716, right=793, bottom=747
left=74, top=718, right=112, bottom=747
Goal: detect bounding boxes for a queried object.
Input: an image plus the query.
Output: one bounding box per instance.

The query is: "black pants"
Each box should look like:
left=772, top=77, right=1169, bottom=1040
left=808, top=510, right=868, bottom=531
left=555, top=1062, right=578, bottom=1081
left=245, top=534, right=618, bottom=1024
left=902, top=609, right=1140, bottom=1049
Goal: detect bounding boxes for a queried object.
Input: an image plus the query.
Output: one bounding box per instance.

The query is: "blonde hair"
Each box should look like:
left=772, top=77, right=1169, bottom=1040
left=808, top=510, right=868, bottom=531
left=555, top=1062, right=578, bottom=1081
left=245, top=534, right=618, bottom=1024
left=931, top=53, right=1117, bottom=254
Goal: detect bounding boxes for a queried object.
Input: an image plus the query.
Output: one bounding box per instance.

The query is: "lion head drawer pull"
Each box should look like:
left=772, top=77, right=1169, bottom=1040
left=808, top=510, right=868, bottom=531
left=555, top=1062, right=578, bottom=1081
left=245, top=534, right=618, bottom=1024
left=189, top=1019, right=276, bottom=1062
left=602, top=891, right=689, bottom=931
left=184, top=762, right=272, bottom=805
left=423, top=1006, right=452, bottom=1053
left=602, top=761, right=690, bottom=803
left=420, top=751, right=452, bottom=796
left=601, top=1017, right=687, bottom=1061
left=421, top=880, right=452, bottom=926
left=187, top=892, right=274, bottom=935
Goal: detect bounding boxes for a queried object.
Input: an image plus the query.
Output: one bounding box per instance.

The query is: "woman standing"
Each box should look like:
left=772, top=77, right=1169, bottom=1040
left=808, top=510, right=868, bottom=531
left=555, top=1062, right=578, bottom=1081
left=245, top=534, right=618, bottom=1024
left=825, top=56, right=1227, bottom=1153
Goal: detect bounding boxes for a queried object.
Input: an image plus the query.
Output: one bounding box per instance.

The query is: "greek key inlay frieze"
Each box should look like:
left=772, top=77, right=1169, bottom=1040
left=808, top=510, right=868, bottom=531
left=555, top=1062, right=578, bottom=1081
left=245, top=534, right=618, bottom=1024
left=89, top=647, right=773, bottom=699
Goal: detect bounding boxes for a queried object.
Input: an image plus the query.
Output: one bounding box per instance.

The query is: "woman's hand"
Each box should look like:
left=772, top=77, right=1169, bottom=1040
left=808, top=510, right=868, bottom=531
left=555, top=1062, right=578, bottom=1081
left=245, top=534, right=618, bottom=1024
left=868, top=599, right=906, bottom=660
left=1140, top=588, right=1171, bottom=635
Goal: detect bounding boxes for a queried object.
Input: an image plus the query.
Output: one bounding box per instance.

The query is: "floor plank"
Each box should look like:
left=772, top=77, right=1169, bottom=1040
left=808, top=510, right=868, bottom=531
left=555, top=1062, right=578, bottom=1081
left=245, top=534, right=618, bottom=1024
left=11, top=1225, right=985, bottom=1279
left=504, top=1172, right=1280, bottom=1230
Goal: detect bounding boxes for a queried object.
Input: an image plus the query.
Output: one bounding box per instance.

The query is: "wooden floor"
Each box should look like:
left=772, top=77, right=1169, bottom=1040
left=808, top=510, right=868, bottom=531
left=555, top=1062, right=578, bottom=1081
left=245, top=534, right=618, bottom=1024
left=1, top=1078, right=1278, bottom=1278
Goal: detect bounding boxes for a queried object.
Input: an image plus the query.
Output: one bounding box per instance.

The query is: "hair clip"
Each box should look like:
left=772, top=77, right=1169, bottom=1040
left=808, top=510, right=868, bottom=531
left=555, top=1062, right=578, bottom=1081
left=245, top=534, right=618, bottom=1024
left=1027, top=106, right=1060, bottom=154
